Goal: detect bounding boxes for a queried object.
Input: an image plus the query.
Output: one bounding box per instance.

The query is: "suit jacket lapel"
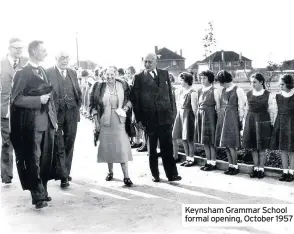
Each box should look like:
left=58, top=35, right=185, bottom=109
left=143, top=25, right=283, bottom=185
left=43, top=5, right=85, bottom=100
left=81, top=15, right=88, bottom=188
left=144, top=70, right=159, bottom=92
left=66, top=69, right=79, bottom=101
left=3, top=59, right=14, bottom=78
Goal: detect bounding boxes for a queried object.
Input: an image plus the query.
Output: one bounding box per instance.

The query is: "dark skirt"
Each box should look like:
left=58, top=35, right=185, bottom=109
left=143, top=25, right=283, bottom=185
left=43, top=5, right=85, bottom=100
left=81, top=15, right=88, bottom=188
left=172, top=109, right=195, bottom=141
left=270, top=114, right=294, bottom=151
left=215, top=108, right=241, bottom=148
left=243, top=112, right=271, bottom=149
left=194, top=107, right=217, bottom=145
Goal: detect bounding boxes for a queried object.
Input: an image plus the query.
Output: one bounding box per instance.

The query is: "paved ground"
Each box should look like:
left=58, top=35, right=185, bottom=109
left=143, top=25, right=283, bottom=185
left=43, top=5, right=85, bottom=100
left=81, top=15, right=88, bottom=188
left=1, top=116, right=294, bottom=234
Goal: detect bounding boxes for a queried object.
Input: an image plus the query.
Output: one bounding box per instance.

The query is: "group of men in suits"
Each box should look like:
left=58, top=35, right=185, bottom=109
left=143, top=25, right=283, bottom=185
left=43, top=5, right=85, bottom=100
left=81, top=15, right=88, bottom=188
left=1, top=38, right=181, bottom=209
left=1, top=38, right=81, bottom=209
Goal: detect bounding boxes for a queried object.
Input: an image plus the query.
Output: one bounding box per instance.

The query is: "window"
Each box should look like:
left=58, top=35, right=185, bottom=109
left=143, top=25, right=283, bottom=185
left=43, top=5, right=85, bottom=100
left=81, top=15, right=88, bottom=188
left=227, top=62, right=232, bottom=67
left=172, top=60, right=177, bottom=66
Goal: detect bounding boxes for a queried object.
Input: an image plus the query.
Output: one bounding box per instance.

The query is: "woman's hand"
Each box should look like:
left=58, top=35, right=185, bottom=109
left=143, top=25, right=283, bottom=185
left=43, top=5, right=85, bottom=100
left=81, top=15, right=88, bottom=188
left=95, top=121, right=100, bottom=132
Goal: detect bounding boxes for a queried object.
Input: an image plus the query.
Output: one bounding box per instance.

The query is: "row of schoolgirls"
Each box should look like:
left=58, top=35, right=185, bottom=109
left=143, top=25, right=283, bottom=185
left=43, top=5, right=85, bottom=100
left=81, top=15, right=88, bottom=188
left=172, top=70, right=294, bottom=182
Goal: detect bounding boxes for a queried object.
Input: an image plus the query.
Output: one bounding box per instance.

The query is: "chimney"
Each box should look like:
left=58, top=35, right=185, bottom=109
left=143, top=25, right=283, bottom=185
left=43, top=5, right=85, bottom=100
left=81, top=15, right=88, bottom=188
left=180, top=49, right=182, bottom=56
left=239, top=52, right=242, bottom=60
left=221, top=50, right=225, bottom=62
left=155, top=46, right=158, bottom=54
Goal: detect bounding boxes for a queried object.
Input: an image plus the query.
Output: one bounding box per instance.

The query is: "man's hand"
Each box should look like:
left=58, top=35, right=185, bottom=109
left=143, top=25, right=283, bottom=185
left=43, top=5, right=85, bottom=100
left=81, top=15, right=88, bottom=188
left=40, top=94, right=50, bottom=104
left=55, top=123, right=58, bottom=131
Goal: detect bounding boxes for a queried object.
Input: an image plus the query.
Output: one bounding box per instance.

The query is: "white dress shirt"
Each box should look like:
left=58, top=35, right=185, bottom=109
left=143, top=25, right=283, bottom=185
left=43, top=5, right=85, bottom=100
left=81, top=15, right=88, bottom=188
left=149, top=69, right=158, bottom=78
left=56, top=66, right=67, bottom=78
left=8, top=55, right=19, bottom=68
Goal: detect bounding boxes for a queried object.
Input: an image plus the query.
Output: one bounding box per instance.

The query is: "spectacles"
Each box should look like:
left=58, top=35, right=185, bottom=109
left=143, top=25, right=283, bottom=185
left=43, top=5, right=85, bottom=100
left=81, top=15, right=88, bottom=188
left=10, top=46, right=23, bottom=51
left=144, top=60, right=153, bottom=64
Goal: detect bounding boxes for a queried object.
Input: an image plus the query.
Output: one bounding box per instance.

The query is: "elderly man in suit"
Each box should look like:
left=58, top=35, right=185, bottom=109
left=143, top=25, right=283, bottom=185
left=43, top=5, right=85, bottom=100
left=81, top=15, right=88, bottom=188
left=46, top=51, right=82, bottom=188
left=131, top=53, right=181, bottom=182
left=10, top=40, right=57, bottom=209
left=0, top=38, right=27, bottom=184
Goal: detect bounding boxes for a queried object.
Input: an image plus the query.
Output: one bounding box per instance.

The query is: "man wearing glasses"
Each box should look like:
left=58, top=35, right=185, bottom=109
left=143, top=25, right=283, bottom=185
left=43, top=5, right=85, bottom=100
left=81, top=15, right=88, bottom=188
left=131, top=53, right=181, bottom=182
left=46, top=51, right=82, bottom=188
left=0, top=38, right=27, bottom=184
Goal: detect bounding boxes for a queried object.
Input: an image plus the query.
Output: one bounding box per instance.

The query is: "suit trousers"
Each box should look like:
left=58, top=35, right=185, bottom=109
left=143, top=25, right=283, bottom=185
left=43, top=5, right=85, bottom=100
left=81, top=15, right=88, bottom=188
left=30, top=129, right=54, bottom=203
left=1, top=118, right=13, bottom=182
left=146, top=124, right=178, bottom=179
left=54, top=106, right=79, bottom=179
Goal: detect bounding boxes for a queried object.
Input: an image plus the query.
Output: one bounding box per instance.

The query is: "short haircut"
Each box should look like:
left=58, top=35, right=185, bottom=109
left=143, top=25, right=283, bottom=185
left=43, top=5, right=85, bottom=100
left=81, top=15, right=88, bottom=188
left=28, top=40, right=43, bottom=57
left=94, top=69, right=99, bottom=77
left=118, top=68, right=124, bottom=76
left=199, top=70, right=215, bottom=83
left=169, top=73, right=175, bottom=83
left=81, top=70, right=89, bottom=77
left=127, top=66, right=136, bottom=75
left=281, top=74, right=294, bottom=90
left=216, top=70, right=232, bottom=83
left=9, top=38, right=21, bottom=45
left=179, top=72, right=193, bottom=86
left=250, top=73, right=266, bottom=89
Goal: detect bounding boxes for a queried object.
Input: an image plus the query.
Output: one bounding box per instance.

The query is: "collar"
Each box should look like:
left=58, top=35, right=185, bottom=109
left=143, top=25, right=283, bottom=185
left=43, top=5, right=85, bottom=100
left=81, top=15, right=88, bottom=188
left=56, top=66, right=67, bottom=76
left=252, top=89, right=265, bottom=96
left=202, top=85, right=213, bottom=92
left=181, top=87, right=192, bottom=96
left=281, top=89, right=294, bottom=97
left=148, top=68, right=158, bottom=77
left=26, top=60, right=39, bottom=68
left=225, top=84, right=236, bottom=92
left=7, top=55, right=19, bottom=67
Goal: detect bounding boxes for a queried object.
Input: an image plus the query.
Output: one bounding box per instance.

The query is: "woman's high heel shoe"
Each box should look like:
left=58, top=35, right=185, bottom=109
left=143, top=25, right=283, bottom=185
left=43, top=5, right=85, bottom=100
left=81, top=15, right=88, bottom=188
left=123, top=178, right=133, bottom=187
left=105, top=173, right=113, bottom=181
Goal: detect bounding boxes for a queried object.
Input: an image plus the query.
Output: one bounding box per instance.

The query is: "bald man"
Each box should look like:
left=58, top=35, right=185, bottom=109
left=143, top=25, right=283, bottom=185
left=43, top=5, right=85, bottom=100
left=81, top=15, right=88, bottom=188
left=131, top=53, right=181, bottom=182
left=46, top=51, right=82, bottom=188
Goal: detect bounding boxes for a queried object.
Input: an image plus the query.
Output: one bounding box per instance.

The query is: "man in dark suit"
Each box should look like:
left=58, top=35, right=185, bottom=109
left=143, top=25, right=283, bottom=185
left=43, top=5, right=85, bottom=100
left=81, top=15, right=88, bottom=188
left=0, top=38, right=27, bottom=184
left=131, top=53, right=181, bottom=182
left=46, top=51, right=82, bottom=188
left=10, top=40, right=57, bottom=209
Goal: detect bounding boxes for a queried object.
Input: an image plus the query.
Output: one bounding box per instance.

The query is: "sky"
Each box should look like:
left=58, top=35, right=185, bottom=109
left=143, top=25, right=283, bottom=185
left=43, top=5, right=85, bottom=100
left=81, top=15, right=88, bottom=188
left=1, top=0, right=293, bottom=71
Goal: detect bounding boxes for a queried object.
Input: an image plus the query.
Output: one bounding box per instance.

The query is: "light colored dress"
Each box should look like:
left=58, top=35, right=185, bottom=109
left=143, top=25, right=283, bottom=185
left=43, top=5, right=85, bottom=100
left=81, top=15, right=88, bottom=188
left=97, top=90, right=132, bottom=163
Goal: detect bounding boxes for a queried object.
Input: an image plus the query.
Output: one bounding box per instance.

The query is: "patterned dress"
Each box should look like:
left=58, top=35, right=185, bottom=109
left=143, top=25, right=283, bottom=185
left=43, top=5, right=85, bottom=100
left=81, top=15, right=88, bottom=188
left=194, top=87, right=217, bottom=145
left=243, top=90, right=272, bottom=149
left=215, top=86, right=241, bottom=148
left=172, top=89, right=195, bottom=141
left=270, top=93, right=294, bottom=151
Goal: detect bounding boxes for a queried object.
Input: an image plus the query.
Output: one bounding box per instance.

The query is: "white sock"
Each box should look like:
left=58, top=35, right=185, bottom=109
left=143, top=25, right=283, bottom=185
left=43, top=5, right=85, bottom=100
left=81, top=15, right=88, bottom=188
left=254, top=167, right=259, bottom=171
left=211, top=160, right=216, bottom=166
left=259, top=168, right=264, bottom=172
left=283, top=169, right=289, bottom=174
left=289, top=170, right=294, bottom=175
left=229, top=164, right=233, bottom=168
left=207, top=160, right=211, bottom=165
left=233, top=165, right=238, bottom=169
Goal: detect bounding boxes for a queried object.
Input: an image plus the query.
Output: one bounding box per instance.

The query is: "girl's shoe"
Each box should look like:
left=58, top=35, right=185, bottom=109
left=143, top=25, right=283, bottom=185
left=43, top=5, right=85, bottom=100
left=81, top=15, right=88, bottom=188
left=279, top=173, right=288, bottom=181
left=123, top=178, right=133, bottom=187
left=258, top=171, right=265, bottom=179
left=286, top=173, right=294, bottom=182
left=250, top=170, right=258, bottom=178
left=105, top=173, right=113, bottom=181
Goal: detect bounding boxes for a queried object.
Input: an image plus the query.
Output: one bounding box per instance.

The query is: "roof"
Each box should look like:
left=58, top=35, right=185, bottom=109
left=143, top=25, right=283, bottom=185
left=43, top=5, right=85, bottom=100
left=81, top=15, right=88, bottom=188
left=199, top=51, right=251, bottom=63
left=187, top=61, right=200, bottom=70
left=156, top=47, right=185, bottom=60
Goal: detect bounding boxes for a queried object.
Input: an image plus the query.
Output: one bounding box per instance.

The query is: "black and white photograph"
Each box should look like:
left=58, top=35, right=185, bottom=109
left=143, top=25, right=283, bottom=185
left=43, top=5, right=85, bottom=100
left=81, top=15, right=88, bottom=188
left=1, top=0, right=294, bottom=233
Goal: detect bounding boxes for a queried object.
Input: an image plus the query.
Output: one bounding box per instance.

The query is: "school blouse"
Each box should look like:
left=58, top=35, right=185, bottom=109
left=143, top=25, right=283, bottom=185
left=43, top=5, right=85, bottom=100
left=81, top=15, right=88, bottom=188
left=198, top=85, right=221, bottom=114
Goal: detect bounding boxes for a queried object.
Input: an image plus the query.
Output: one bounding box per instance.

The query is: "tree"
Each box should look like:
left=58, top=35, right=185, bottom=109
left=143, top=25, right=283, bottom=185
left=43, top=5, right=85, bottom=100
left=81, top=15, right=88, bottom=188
left=202, top=21, right=217, bottom=70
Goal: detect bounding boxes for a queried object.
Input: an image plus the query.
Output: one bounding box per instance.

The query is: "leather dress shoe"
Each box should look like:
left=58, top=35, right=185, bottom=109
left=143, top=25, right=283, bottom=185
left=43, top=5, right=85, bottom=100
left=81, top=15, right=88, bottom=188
left=250, top=170, right=258, bottom=178
left=279, top=173, right=288, bottom=181
left=258, top=171, right=265, bottom=179
left=61, top=179, right=70, bottom=188
left=68, top=176, right=72, bottom=181
left=35, top=201, right=48, bottom=209
left=131, top=143, right=142, bottom=149
left=137, top=144, right=147, bottom=152
left=203, top=164, right=217, bottom=171
left=230, top=168, right=239, bottom=175
left=152, top=176, right=160, bottom=182
left=287, top=173, right=294, bottom=182
left=168, top=175, right=182, bottom=182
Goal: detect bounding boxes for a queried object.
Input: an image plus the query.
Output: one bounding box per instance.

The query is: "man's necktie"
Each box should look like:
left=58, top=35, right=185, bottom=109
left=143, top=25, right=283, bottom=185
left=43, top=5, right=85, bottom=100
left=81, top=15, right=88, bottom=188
left=152, top=71, right=159, bottom=87
left=13, top=59, right=18, bottom=69
left=61, top=70, right=66, bottom=79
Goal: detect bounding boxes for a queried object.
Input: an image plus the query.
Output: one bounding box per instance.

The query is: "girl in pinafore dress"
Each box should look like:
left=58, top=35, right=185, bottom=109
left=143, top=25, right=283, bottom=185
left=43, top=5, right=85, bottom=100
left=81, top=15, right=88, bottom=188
left=172, top=72, right=197, bottom=167
left=270, top=74, right=294, bottom=182
left=243, top=73, right=277, bottom=179
left=194, top=70, right=221, bottom=171
left=215, top=70, right=247, bottom=175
